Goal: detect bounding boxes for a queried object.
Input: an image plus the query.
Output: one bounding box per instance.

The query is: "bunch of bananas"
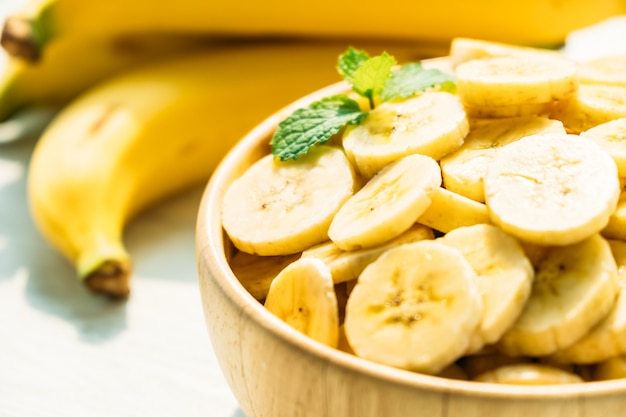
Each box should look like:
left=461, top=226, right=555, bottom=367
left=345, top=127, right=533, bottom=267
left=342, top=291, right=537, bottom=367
left=0, top=0, right=623, bottom=299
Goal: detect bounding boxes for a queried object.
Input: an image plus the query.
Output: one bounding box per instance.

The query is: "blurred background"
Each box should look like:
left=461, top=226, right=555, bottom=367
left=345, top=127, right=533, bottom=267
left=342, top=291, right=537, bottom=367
left=1, top=0, right=625, bottom=416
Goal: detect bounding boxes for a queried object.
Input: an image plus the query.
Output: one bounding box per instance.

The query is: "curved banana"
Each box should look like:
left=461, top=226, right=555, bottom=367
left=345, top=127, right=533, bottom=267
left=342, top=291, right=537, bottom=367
left=26, top=43, right=362, bottom=298
left=3, top=0, right=624, bottom=63
left=0, top=32, right=215, bottom=122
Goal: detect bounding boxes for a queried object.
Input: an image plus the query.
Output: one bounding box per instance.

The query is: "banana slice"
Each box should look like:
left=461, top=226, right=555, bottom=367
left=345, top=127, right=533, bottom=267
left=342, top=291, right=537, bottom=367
left=264, top=257, right=339, bottom=348
left=342, top=91, right=469, bottom=178
left=473, top=364, right=583, bottom=385
left=449, top=37, right=565, bottom=68
left=484, top=133, right=620, bottom=246
left=455, top=55, right=578, bottom=108
left=302, top=223, right=434, bottom=284
left=328, top=154, right=441, bottom=251
left=548, top=239, right=626, bottom=364
left=416, top=187, right=491, bottom=233
left=578, top=54, right=626, bottom=87
left=497, top=234, right=619, bottom=357
left=440, top=116, right=566, bottom=202
left=439, top=224, right=534, bottom=354
left=551, top=84, right=626, bottom=133
left=221, top=145, right=354, bottom=256
left=229, top=251, right=301, bottom=301
left=581, top=118, right=626, bottom=177
left=344, top=240, right=483, bottom=374
left=603, top=189, right=626, bottom=241
left=592, top=356, right=626, bottom=381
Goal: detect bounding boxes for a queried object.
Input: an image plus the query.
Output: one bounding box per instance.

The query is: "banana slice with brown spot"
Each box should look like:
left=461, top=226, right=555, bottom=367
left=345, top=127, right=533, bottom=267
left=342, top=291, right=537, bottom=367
left=342, top=91, right=469, bottom=178
left=497, top=234, right=619, bottom=357
left=548, top=239, right=626, bottom=364
left=484, top=133, right=620, bottom=246
left=440, top=116, right=566, bottom=202
left=344, top=240, right=483, bottom=374
left=439, top=224, right=534, bottom=354
left=328, top=153, right=441, bottom=251
left=264, top=257, right=339, bottom=348
left=222, top=145, right=355, bottom=256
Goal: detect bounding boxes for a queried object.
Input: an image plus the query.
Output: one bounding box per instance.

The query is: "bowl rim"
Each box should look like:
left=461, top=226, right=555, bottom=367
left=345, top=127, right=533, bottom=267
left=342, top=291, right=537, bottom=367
left=197, top=70, right=626, bottom=400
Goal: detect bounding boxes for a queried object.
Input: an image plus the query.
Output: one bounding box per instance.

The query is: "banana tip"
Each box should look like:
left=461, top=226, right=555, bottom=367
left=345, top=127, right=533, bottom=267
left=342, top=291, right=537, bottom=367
left=0, top=16, right=41, bottom=62
left=84, top=260, right=132, bottom=300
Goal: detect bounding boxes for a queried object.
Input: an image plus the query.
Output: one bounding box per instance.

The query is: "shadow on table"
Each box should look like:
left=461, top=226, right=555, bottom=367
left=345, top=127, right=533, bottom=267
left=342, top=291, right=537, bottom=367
left=232, top=408, right=248, bottom=417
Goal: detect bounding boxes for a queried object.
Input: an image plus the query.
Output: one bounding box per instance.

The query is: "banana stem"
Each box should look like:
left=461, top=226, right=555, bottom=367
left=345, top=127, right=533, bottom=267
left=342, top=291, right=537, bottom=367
left=83, top=259, right=132, bottom=300
left=1, top=17, right=42, bottom=62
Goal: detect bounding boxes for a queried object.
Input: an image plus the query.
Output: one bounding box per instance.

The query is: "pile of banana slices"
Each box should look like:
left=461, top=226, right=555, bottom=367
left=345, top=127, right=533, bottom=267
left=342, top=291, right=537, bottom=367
left=222, top=38, right=626, bottom=385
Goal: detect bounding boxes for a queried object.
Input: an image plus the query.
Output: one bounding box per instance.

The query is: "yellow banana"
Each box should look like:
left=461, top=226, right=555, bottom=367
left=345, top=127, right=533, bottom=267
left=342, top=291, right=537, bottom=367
left=26, top=42, right=380, bottom=298
left=3, top=0, right=624, bottom=64
left=0, top=32, right=216, bottom=122
left=0, top=34, right=425, bottom=124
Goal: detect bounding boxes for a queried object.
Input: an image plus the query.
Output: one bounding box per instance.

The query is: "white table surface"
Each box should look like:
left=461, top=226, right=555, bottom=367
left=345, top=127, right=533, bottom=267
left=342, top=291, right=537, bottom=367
left=0, top=1, right=625, bottom=415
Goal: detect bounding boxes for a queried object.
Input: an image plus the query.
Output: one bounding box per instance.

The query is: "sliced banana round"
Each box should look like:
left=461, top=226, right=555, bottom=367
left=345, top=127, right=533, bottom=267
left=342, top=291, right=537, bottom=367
left=497, top=234, right=619, bottom=357
left=221, top=145, right=354, bottom=256
left=416, top=187, right=491, bottom=233
left=328, top=153, right=441, bottom=251
left=603, top=190, right=626, bottom=241
left=439, top=224, right=534, bottom=354
left=302, top=223, right=434, bottom=284
left=455, top=55, right=578, bottom=108
left=473, top=364, right=583, bottom=385
left=548, top=239, right=626, bottom=364
left=342, top=91, right=469, bottom=178
left=551, top=84, right=626, bottom=133
left=264, top=257, right=339, bottom=348
left=484, top=133, right=620, bottom=246
left=581, top=117, right=626, bottom=177
left=441, top=116, right=566, bottom=202
left=449, top=37, right=565, bottom=68
left=344, top=240, right=483, bottom=374
left=578, top=54, right=626, bottom=87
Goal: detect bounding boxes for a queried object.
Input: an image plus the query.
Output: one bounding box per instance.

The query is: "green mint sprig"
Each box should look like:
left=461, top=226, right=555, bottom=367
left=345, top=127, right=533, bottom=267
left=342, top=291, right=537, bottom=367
left=271, top=47, right=456, bottom=161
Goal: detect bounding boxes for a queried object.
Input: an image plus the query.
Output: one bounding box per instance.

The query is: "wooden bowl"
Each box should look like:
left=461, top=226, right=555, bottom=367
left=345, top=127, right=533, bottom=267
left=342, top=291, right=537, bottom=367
left=195, top=77, right=626, bottom=417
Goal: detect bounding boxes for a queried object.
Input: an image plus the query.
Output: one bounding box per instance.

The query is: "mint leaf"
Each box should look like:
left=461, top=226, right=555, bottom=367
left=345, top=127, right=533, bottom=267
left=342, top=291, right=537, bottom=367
left=271, top=94, right=366, bottom=161
left=351, top=52, right=397, bottom=108
left=337, top=47, right=370, bottom=84
left=380, top=63, right=456, bottom=102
